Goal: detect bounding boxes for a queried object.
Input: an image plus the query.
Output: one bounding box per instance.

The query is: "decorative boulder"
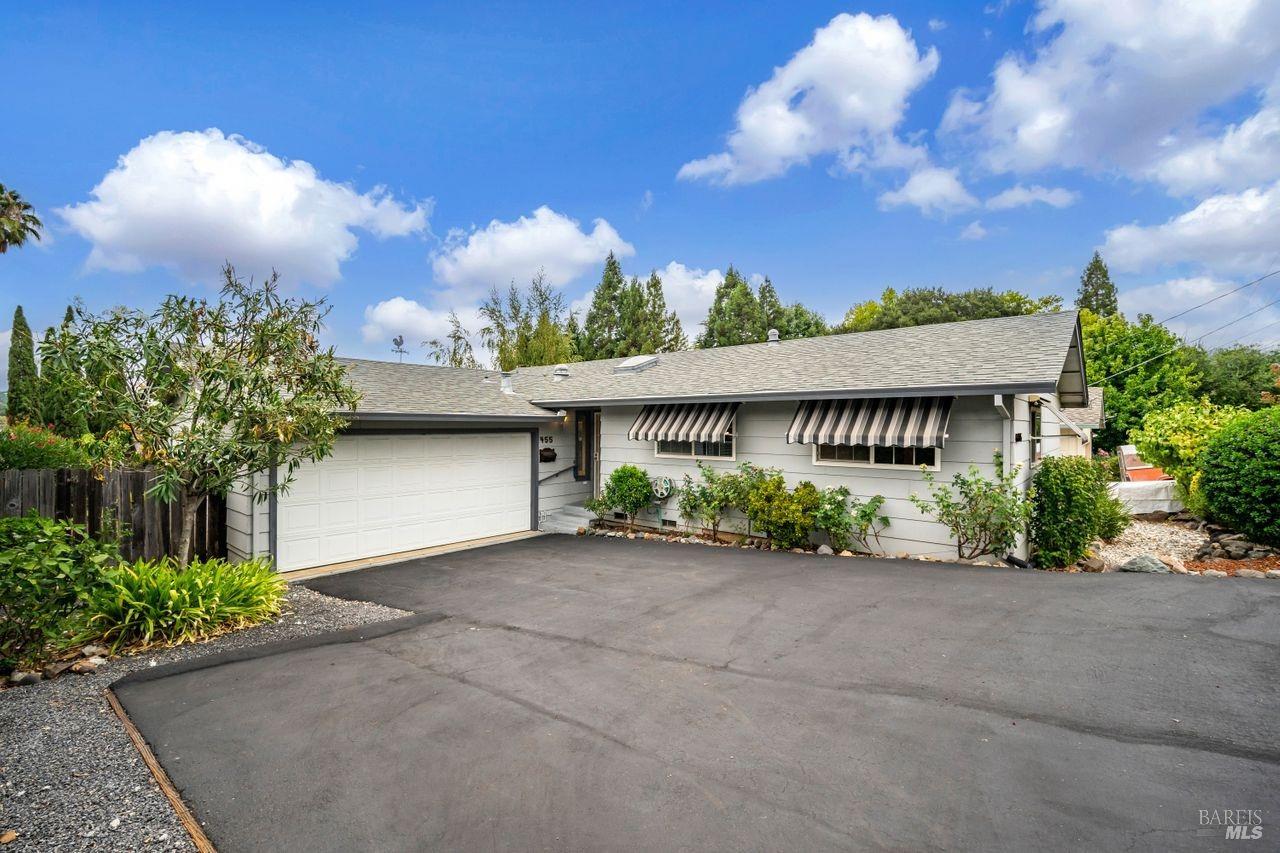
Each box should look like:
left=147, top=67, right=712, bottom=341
left=1078, top=555, right=1107, bottom=573
left=816, top=544, right=834, bottom=555
left=1118, top=555, right=1170, bottom=574
left=1155, top=553, right=1188, bottom=574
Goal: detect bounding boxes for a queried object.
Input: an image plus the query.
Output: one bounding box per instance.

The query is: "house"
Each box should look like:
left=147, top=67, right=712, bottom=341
left=1055, top=385, right=1104, bottom=458
left=228, top=311, right=1089, bottom=571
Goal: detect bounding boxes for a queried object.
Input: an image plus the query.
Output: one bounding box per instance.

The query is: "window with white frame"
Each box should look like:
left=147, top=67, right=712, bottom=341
left=655, top=423, right=735, bottom=459
left=813, top=442, right=938, bottom=469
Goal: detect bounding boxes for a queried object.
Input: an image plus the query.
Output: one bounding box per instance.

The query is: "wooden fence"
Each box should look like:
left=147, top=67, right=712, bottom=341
left=0, top=468, right=226, bottom=562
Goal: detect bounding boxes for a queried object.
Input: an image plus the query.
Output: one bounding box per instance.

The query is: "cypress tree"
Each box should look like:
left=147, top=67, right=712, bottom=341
left=1076, top=251, right=1119, bottom=316
left=581, top=253, right=626, bottom=360
left=6, top=305, right=40, bottom=423
left=697, top=267, right=764, bottom=348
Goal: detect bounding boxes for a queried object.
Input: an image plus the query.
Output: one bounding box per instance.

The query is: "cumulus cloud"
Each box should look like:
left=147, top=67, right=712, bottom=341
left=360, top=297, right=488, bottom=358
left=1119, top=276, right=1280, bottom=348
left=677, top=12, right=939, bottom=185
left=942, top=0, right=1280, bottom=180
left=1102, top=180, right=1280, bottom=273
left=1147, top=99, right=1280, bottom=196
left=878, top=166, right=977, bottom=216
left=959, top=221, right=988, bottom=241
left=430, top=206, right=633, bottom=299
left=59, top=129, right=429, bottom=285
left=985, top=184, right=1078, bottom=210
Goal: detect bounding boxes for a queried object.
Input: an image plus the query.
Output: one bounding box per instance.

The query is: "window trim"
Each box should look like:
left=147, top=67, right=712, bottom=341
left=653, top=421, right=737, bottom=461
left=811, top=442, right=941, bottom=471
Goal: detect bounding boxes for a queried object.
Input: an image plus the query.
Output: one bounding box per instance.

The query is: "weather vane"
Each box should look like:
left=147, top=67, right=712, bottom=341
left=391, top=335, right=408, bottom=363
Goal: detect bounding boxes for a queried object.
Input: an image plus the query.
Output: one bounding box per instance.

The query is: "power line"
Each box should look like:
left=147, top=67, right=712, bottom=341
left=1156, top=268, right=1280, bottom=325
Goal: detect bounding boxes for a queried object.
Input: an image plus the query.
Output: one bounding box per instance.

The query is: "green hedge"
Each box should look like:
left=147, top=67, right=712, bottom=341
left=1199, top=407, right=1280, bottom=546
left=0, top=421, right=93, bottom=469
left=1030, top=456, right=1131, bottom=568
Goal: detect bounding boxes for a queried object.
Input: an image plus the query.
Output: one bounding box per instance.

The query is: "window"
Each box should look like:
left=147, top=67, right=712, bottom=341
left=655, top=424, right=735, bottom=459
left=814, top=443, right=938, bottom=469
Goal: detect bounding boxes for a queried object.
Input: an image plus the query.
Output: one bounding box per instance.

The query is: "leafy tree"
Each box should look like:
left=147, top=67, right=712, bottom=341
left=40, top=326, right=90, bottom=437
left=697, top=267, right=765, bottom=348
left=1190, top=345, right=1280, bottom=409
left=601, top=464, right=653, bottom=531
left=836, top=286, right=1061, bottom=333
left=45, top=264, right=360, bottom=566
left=579, top=252, right=626, bottom=361
left=1079, top=309, right=1201, bottom=449
left=1075, top=251, right=1118, bottom=316
left=0, top=184, right=43, bottom=253
left=6, top=305, right=40, bottom=423
left=1129, top=399, right=1249, bottom=497
left=478, top=272, right=576, bottom=370
left=423, top=310, right=479, bottom=369
left=909, top=457, right=1032, bottom=560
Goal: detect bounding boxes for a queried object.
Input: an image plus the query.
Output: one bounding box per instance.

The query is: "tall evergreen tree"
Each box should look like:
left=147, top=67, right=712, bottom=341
left=759, top=277, right=828, bottom=340
left=697, top=267, right=765, bottom=348
left=6, top=305, right=40, bottom=423
left=40, top=326, right=90, bottom=436
left=580, top=252, right=626, bottom=361
left=644, top=272, right=687, bottom=352
left=1076, top=251, right=1119, bottom=316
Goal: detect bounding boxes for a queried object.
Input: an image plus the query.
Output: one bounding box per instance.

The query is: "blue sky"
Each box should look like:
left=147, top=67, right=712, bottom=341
left=3, top=1, right=1279, bottom=376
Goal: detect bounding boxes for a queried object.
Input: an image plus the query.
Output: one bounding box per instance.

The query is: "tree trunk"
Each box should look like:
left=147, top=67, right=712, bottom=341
left=176, top=492, right=207, bottom=569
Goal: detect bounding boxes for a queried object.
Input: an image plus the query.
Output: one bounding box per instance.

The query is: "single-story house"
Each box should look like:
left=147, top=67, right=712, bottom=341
left=228, top=310, right=1089, bottom=571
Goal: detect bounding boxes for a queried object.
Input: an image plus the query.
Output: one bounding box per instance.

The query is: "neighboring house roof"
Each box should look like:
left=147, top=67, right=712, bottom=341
left=337, top=358, right=556, bottom=421
left=516, top=311, right=1088, bottom=407
left=1061, top=385, right=1105, bottom=429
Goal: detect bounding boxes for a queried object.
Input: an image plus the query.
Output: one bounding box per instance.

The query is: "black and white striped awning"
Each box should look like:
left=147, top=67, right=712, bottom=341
left=786, top=397, right=953, bottom=448
left=627, top=402, right=739, bottom=443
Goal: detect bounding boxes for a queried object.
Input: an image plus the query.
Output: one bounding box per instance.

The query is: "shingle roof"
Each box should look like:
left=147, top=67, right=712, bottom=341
left=337, top=359, right=555, bottom=419
left=517, top=311, right=1084, bottom=405
left=1061, top=386, right=1105, bottom=429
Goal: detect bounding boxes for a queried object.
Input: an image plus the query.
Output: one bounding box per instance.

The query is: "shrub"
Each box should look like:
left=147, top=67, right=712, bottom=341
left=582, top=495, right=611, bottom=520
left=720, top=461, right=779, bottom=538
left=848, top=495, right=891, bottom=553
left=600, top=464, right=653, bottom=530
left=1199, top=407, right=1280, bottom=545
left=76, top=557, right=286, bottom=652
left=1092, top=451, right=1120, bottom=483
left=0, top=513, right=118, bottom=671
left=1129, top=399, right=1248, bottom=495
left=1030, top=456, right=1130, bottom=567
left=910, top=458, right=1031, bottom=560
left=0, top=421, right=93, bottom=469
left=810, top=485, right=853, bottom=551
left=678, top=463, right=735, bottom=540
left=745, top=475, right=820, bottom=549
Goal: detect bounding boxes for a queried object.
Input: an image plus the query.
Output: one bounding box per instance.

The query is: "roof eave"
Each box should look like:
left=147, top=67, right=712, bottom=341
left=529, top=380, right=1061, bottom=408
left=342, top=410, right=558, bottom=424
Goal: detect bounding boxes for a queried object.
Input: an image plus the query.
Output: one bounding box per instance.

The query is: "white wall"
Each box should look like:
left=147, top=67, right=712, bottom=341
left=537, top=412, right=592, bottom=519
left=598, top=396, right=1030, bottom=559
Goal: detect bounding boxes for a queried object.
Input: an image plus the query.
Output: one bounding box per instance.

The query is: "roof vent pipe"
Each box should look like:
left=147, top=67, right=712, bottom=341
left=767, top=328, right=780, bottom=346
left=552, top=364, right=570, bottom=381
left=500, top=371, right=515, bottom=394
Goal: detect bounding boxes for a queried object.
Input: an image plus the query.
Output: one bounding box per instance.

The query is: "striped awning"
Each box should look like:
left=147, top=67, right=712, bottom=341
left=786, top=397, right=953, bottom=448
left=628, top=402, right=739, bottom=443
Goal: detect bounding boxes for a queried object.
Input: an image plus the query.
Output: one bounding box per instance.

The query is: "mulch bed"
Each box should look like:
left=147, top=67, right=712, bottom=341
left=1185, top=555, right=1280, bottom=576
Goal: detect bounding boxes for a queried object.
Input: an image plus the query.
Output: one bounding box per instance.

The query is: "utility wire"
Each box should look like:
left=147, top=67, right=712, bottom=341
left=1156, top=269, right=1280, bottom=325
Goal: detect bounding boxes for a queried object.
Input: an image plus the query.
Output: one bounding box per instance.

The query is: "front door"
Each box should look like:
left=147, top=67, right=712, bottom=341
left=574, top=409, right=602, bottom=497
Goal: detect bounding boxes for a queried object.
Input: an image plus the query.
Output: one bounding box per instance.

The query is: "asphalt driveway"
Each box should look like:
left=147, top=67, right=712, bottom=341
left=114, top=535, right=1280, bottom=851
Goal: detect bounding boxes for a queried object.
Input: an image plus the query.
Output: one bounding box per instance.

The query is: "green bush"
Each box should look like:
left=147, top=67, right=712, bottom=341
left=910, top=457, right=1032, bottom=560
left=0, top=421, right=93, bottom=469
left=600, top=464, right=653, bottom=530
left=0, top=513, right=118, bottom=671
left=76, top=557, right=286, bottom=652
left=848, top=495, right=891, bottom=553
left=1030, top=456, right=1130, bottom=568
left=678, top=463, right=735, bottom=540
left=810, top=485, right=853, bottom=551
left=1199, top=407, right=1280, bottom=545
left=1129, top=399, right=1248, bottom=495
left=745, top=475, right=820, bottom=549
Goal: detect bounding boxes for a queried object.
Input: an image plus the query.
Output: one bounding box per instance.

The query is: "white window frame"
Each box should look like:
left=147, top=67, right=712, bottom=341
left=811, top=442, right=941, bottom=471
left=654, top=420, right=737, bottom=461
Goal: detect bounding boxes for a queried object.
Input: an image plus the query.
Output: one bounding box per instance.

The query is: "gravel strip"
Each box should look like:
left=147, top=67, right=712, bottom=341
left=1096, top=519, right=1208, bottom=566
left=0, top=587, right=409, bottom=851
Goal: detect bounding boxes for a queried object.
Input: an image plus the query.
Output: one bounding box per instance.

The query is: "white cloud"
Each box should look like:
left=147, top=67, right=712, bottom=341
left=878, top=166, right=977, bottom=216
left=927, top=19, right=947, bottom=32
left=430, top=206, right=633, bottom=299
left=959, top=220, right=988, bottom=241
left=677, top=12, right=939, bottom=185
left=1147, top=99, right=1280, bottom=196
left=360, top=297, right=487, bottom=360
left=1119, top=276, right=1280, bottom=348
left=0, top=329, right=10, bottom=389
left=985, top=184, right=1078, bottom=210
left=1102, top=180, right=1280, bottom=273
left=571, top=261, right=725, bottom=339
left=59, top=129, right=429, bottom=285
left=942, top=0, right=1280, bottom=180
left=639, top=190, right=654, bottom=214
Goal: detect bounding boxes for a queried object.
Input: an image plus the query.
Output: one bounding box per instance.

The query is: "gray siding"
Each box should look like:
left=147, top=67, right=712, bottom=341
left=598, top=396, right=1032, bottom=559
left=226, top=472, right=270, bottom=562
left=537, top=413, right=592, bottom=519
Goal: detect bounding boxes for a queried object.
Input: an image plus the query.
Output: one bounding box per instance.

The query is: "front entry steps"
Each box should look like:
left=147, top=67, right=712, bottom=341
left=541, top=503, right=595, bottom=534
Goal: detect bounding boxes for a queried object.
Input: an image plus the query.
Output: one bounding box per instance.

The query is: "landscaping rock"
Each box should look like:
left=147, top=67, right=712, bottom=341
left=0, top=830, right=17, bottom=844
left=1078, top=555, right=1106, bottom=573
left=1155, top=553, right=1187, bottom=574
left=80, top=644, right=108, bottom=658
left=70, top=656, right=107, bottom=675
left=839, top=550, right=854, bottom=557
left=816, top=544, right=834, bottom=555
left=1118, top=555, right=1170, bottom=574
left=1267, top=570, right=1280, bottom=579
left=1203, top=569, right=1228, bottom=577
left=576, top=527, right=586, bottom=536
left=8, top=671, right=43, bottom=686
left=1236, top=568, right=1267, bottom=579
left=791, top=547, right=807, bottom=554
left=42, top=660, right=77, bottom=680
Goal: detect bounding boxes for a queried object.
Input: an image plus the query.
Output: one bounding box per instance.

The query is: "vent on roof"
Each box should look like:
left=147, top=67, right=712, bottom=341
left=613, top=354, right=658, bottom=374
left=552, top=363, right=570, bottom=381
left=767, top=328, right=780, bottom=346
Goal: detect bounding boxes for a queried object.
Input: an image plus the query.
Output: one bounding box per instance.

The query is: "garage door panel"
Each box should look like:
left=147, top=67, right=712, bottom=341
left=274, top=432, right=531, bottom=571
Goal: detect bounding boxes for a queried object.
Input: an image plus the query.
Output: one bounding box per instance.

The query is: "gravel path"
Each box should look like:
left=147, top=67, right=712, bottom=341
left=1096, top=519, right=1208, bottom=566
left=0, top=587, right=409, bottom=851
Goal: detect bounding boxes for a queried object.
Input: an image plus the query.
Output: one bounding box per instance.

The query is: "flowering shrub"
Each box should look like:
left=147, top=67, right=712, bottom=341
left=910, top=458, right=1031, bottom=560
left=0, top=421, right=93, bottom=469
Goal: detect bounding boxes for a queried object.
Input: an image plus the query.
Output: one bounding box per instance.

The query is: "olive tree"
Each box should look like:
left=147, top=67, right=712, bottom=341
left=46, top=264, right=360, bottom=566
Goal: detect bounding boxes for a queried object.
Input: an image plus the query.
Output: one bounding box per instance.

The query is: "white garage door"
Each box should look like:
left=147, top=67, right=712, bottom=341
left=274, top=432, right=532, bottom=572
